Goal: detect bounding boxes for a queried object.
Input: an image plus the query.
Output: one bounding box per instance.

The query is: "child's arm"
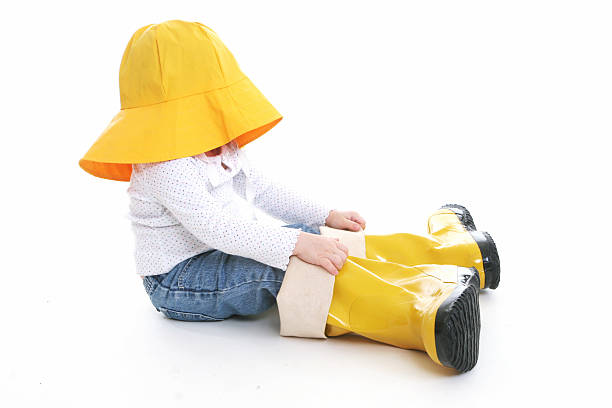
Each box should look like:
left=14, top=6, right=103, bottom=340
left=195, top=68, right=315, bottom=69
left=141, top=157, right=304, bottom=271
left=234, top=158, right=334, bottom=227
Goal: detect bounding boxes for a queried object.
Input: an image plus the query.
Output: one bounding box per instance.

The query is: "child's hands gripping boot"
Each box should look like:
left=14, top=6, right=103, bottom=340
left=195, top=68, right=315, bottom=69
left=292, top=232, right=349, bottom=275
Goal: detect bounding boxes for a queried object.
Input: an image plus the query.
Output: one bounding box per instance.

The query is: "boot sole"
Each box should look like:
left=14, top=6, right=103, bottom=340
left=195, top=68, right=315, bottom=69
left=439, top=204, right=501, bottom=290
left=435, top=267, right=481, bottom=372
left=472, top=231, right=501, bottom=289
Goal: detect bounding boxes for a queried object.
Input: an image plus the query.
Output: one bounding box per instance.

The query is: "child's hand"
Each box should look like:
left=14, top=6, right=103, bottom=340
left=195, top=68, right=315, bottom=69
left=325, top=210, right=366, bottom=232
left=292, top=232, right=349, bottom=275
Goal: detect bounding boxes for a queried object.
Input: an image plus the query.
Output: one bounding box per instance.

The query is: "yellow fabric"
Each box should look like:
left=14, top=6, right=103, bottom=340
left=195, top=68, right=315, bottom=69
left=79, top=20, right=282, bottom=181
left=364, top=227, right=485, bottom=289
left=325, top=260, right=464, bottom=366
left=427, top=209, right=487, bottom=288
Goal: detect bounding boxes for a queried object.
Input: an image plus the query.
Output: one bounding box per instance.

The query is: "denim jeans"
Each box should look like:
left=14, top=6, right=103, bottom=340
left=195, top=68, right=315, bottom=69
left=142, top=223, right=321, bottom=321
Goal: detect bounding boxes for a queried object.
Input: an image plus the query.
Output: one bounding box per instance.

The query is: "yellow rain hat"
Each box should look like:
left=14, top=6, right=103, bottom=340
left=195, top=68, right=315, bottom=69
left=79, top=20, right=282, bottom=181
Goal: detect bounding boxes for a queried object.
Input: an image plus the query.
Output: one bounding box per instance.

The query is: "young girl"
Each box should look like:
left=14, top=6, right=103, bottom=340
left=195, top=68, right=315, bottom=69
left=80, top=20, right=497, bottom=372
left=79, top=19, right=365, bottom=321
left=129, top=138, right=365, bottom=321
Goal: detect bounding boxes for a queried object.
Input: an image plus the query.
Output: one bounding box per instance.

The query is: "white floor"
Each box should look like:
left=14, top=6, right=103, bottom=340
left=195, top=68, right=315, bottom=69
left=3, top=1, right=610, bottom=406
left=1, top=278, right=512, bottom=406
left=4, top=202, right=608, bottom=407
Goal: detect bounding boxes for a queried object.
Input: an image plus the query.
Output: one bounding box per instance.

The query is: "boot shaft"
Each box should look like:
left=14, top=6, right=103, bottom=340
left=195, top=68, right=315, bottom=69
left=325, top=258, right=480, bottom=371
left=363, top=204, right=500, bottom=289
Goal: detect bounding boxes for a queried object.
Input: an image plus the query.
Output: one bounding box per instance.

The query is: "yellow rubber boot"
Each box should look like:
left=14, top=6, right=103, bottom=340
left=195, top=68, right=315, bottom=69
left=364, top=205, right=500, bottom=289
left=325, top=258, right=481, bottom=372
left=428, top=204, right=500, bottom=289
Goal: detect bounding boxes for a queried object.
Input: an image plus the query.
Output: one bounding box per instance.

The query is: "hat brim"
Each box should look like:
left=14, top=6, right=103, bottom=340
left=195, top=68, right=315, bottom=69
left=79, top=76, right=282, bottom=181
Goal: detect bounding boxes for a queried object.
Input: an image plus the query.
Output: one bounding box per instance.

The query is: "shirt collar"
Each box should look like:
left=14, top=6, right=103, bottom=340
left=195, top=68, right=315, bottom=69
left=197, top=140, right=234, bottom=162
left=194, top=141, right=250, bottom=188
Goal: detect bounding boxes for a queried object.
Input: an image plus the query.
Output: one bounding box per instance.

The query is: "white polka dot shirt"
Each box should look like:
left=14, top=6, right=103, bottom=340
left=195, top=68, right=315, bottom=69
left=127, top=141, right=333, bottom=276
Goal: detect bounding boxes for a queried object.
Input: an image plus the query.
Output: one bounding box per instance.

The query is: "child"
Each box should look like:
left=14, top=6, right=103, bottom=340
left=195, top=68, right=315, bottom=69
left=79, top=19, right=365, bottom=321
left=129, top=137, right=365, bottom=320
left=80, top=20, right=499, bottom=372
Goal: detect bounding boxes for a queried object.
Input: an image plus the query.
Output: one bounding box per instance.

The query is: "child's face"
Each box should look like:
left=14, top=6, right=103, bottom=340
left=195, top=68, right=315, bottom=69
left=205, top=148, right=221, bottom=157
left=204, top=144, right=225, bottom=157
left=205, top=140, right=236, bottom=157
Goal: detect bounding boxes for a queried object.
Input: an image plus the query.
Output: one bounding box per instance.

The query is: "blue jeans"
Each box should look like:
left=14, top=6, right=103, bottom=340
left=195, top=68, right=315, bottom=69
left=142, top=223, right=321, bottom=321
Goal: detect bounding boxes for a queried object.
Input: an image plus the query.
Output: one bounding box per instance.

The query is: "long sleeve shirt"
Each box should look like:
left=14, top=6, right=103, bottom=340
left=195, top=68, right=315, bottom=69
left=126, top=140, right=333, bottom=276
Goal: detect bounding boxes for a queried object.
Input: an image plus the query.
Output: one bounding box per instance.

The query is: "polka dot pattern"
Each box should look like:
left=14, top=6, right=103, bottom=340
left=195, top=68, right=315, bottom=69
left=234, top=159, right=333, bottom=227
left=127, top=142, right=333, bottom=276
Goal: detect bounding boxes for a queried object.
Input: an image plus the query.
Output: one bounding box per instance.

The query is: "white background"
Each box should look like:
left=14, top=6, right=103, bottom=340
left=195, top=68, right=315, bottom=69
left=2, top=0, right=610, bottom=406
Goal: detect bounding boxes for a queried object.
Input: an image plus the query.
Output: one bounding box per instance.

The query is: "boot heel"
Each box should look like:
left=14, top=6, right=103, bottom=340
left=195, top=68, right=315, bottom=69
left=470, top=231, right=501, bottom=289
left=435, top=267, right=481, bottom=372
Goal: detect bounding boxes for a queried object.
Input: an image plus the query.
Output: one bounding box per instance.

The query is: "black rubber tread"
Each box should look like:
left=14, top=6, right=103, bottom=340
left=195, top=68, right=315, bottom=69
left=434, top=267, right=481, bottom=372
left=440, top=204, right=477, bottom=231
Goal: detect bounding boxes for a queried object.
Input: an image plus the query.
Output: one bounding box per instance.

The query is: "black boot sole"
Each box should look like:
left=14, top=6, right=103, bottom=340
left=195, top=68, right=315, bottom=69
left=471, top=231, right=501, bottom=289
left=439, top=204, right=501, bottom=290
left=435, top=267, right=481, bottom=372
